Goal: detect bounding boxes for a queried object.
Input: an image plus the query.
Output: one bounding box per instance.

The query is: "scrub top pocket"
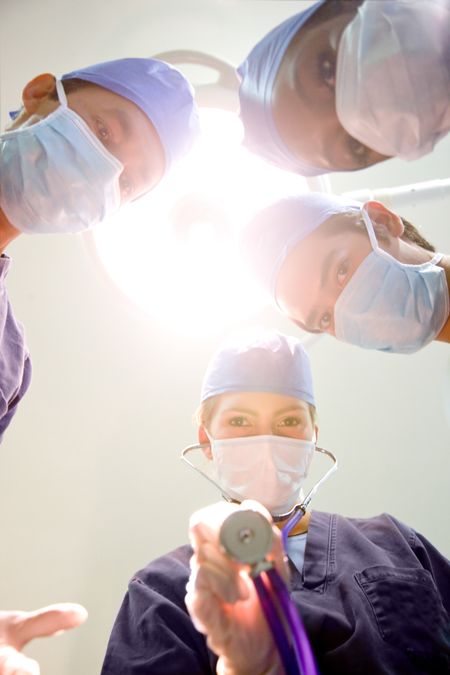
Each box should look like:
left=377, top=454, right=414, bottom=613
left=355, top=565, right=450, bottom=668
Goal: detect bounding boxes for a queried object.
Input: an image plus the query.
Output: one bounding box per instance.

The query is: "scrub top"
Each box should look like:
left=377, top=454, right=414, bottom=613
left=101, top=511, right=450, bottom=675
left=0, top=256, right=31, bottom=443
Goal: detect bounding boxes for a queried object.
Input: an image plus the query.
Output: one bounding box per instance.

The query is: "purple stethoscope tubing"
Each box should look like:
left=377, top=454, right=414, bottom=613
left=251, top=507, right=318, bottom=675
left=253, top=573, right=300, bottom=675
left=267, top=568, right=318, bottom=675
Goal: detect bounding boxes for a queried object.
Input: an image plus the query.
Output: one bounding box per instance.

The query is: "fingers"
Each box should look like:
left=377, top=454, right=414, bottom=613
left=189, top=501, right=240, bottom=550
left=192, top=543, right=249, bottom=604
left=7, top=604, right=88, bottom=650
left=0, top=646, right=40, bottom=675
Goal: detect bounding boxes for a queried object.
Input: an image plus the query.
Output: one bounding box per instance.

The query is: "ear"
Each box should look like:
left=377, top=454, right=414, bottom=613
left=198, top=425, right=213, bottom=460
left=364, top=201, right=404, bottom=238
left=314, top=425, right=319, bottom=443
left=22, top=74, right=57, bottom=114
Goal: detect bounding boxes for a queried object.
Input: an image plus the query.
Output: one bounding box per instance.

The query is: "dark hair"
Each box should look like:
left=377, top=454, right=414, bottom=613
left=400, top=218, right=435, bottom=252
left=353, top=213, right=435, bottom=252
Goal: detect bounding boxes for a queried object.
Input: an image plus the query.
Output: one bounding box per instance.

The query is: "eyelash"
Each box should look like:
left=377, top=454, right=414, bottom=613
left=318, top=52, right=336, bottom=89
left=317, top=260, right=349, bottom=330
left=337, top=259, right=349, bottom=285
left=347, top=135, right=370, bottom=164
left=278, top=416, right=303, bottom=427
left=319, top=311, right=332, bottom=331
left=119, top=173, right=133, bottom=198
left=94, top=117, right=133, bottom=200
left=229, top=416, right=250, bottom=427
left=95, top=118, right=110, bottom=143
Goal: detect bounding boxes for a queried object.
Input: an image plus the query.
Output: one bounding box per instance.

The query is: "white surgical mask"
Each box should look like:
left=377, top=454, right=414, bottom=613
left=334, top=208, right=449, bottom=354
left=0, top=80, right=123, bottom=234
left=335, top=0, right=450, bottom=160
left=210, top=434, right=315, bottom=517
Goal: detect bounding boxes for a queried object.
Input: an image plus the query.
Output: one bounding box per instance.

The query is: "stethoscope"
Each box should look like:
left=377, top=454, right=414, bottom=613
left=181, top=444, right=338, bottom=675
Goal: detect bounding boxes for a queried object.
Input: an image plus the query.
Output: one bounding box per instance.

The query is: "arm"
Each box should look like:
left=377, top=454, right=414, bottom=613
left=0, top=354, right=32, bottom=444
left=186, top=501, right=288, bottom=675
left=0, top=256, right=32, bottom=443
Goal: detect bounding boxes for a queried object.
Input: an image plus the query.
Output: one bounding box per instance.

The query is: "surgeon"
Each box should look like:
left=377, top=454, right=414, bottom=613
left=238, top=0, right=450, bottom=175
left=0, top=57, right=198, bottom=674
left=0, top=56, right=199, bottom=440
left=242, top=192, right=450, bottom=354
left=100, top=332, right=450, bottom=674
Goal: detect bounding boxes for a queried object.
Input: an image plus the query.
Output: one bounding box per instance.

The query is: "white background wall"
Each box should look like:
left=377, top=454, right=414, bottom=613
left=0, top=2, right=449, bottom=674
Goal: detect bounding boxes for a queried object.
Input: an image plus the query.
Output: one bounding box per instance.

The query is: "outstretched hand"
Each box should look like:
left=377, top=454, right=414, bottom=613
left=186, top=500, right=288, bottom=675
left=0, top=603, right=88, bottom=675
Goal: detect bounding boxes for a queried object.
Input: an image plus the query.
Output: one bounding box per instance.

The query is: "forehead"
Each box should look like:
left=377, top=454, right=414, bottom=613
left=277, top=211, right=360, bottom=278
left=213, top=390, right=310, bottom=415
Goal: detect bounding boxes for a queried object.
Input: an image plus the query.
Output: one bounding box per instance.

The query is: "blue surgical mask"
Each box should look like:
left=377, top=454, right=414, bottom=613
left=210, top=434, right=316, bottom=517
left=0, top=80, right=123, bottom=234
left=336, top=0, right=450, bottom=160
left=334, top=207, right=449, bottom=354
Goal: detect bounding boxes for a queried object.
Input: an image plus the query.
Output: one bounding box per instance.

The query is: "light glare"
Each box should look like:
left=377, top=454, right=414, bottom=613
left=92, top=108, right=309, bottom=336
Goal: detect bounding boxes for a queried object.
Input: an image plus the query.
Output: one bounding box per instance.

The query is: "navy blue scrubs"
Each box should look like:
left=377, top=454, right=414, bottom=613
left=101, top=511, right=450, bottom=674
left=0, top=256, right=31, bottom=443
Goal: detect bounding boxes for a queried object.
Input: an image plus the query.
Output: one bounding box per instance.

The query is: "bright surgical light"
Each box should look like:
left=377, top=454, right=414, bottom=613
left=91, top=108, right=309, bottom=336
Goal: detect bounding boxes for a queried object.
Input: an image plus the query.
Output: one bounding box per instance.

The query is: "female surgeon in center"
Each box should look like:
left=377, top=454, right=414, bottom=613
left=100, top=332, right=450, bottom=675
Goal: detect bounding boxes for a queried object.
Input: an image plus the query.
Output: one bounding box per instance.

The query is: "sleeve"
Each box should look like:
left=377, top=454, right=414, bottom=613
left=0, top=354, right=32, bottom=443
left=101, top=551, right=217, bottom=675
left=0, top=256, right=32, bottom=444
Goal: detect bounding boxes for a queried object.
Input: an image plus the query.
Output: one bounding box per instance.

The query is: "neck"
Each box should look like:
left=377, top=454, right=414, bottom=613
left=275, top=509, right=311, bottom=536
left=0, top=208, right=21, bottom=254
left=436, top=254, right=450, bottom=343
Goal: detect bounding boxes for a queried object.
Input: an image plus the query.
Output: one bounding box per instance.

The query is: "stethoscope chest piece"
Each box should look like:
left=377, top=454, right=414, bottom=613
left=220, top=509, right=273, bottom=565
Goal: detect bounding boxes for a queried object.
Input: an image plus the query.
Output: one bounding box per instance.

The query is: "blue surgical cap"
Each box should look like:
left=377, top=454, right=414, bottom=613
left=62, top=58, right=199, bottom=172
left=241, top=192, right=362, bottom=299
left=201, top=331, right=314, bottom=406
left=238, top=1, right=327, bottom=176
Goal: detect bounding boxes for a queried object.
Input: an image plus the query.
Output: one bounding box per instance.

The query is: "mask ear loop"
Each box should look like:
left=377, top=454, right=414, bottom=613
left=360, top=205, right=383, bottom=252
left=361, top=204, right=445, bottom=268
left=55, top=79, right=68, bottom=107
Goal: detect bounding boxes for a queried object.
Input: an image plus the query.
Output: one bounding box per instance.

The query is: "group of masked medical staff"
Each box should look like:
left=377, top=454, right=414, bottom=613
left=0, top=1, right=449, bottom=673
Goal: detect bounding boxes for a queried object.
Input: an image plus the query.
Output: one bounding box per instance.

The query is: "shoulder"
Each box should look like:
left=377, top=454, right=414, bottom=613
left=313, top=510, right=415, bottom=547
left=129, top=544, right=193, bottom=603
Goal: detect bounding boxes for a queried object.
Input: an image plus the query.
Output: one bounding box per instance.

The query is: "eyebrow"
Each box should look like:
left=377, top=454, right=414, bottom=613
left=275, top=405, right=308, bottom=416
left=220, top=407, right=258, bottom=417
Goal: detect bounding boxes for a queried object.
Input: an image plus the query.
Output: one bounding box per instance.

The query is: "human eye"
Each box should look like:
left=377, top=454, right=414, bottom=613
left=319, top=311, right=332, bottom=331
left=318, top=51, right=336, bottom=89
left=278, top=416, right=302, bottom=428
left=95, top=117, right=111, bottom=143
left=337, top=259, right=349, bottom=286
left=229, top=415, right=250, bottom=427
left=346, top=135, right=370, bottom=165
left=119, top=173, right=134, bottom=200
